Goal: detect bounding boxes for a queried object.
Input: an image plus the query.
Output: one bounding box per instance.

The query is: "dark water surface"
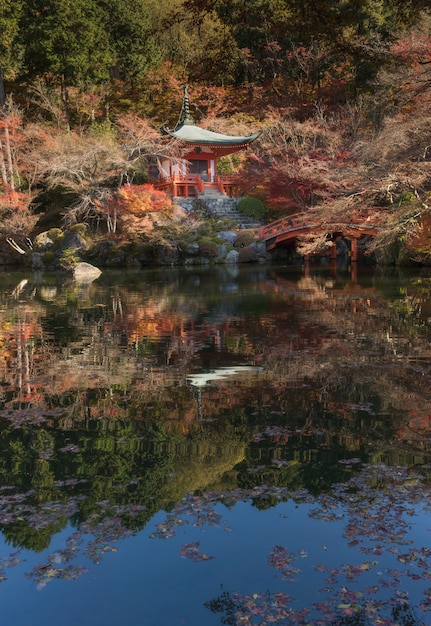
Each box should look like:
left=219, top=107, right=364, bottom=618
left=1, top=264, right=431, bottom=625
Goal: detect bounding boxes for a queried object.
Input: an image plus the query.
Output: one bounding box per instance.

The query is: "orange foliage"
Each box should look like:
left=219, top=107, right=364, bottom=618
left=107, top=183, right=180, bottom=238
left=114, top=183, right=175, bottom=216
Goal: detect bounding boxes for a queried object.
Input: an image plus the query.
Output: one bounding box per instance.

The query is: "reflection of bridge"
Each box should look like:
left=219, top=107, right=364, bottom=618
left=258, top=209, right=385, bottom=260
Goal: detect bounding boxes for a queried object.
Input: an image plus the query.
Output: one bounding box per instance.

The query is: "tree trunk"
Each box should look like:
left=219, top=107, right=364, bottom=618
left=0, top=137, right=8, bottom=188
left=61, top=78, right=71, bottom=129
left=0, top=65, right=5, bottom=112
left=104, top=89, right=110, bottom=121
left=3, top=124, right=15, bottom=191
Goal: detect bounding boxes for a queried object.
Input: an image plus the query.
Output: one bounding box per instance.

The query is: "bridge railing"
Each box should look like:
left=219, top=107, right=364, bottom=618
left=258, top=208, right=387, bottom=241
left=258, top=212, right=309, bottom=240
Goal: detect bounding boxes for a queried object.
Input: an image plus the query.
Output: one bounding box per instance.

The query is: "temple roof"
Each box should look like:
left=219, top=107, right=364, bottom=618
left=163, top=123, right=261, bottom=147
left=162, top=85, right=261, bottom=149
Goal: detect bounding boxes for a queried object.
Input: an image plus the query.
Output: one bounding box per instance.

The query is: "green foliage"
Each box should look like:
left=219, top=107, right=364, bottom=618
left=0, top=0, right=429, bottom=120
left=216, top=154, right=242, bottom=176
left=238, top=197, right=265, bottom=221
left=69, top=223, right=90, bottom=238
left=20, top=0, right=115, bottom=86
left=59, top=247, right=80, bottom=269
left=47, top=228, right=64, bottom=242
left=87, top=120, right=116, bottom=140
left=184, top=0, right=428, bottom=91
left=397, top=191, right=417, bottom=205
left=0, top=0, right=24, bottom=79
left=194, top=211, right=237, bottom=236
left=42, top=251, right=55, bottom=264
left=99, top=0, right=161, bottom=84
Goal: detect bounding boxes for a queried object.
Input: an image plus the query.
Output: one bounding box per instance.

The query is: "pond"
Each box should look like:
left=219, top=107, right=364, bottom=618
left=1, top=263, right=431, bottom=625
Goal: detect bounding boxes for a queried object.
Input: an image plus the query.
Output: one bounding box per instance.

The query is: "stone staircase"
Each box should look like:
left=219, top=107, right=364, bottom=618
left=204, top=197, right=261, bottom=229
left=175, top=194, right=260, bottom=230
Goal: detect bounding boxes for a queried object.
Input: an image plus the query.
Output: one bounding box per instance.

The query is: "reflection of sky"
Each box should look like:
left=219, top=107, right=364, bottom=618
left=1, top=498, right=430, bottom=626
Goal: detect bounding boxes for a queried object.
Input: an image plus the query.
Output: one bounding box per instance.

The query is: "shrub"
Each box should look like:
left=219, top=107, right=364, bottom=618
left=237, top=197, right=265, bottom=221
left=238, top=245, right=258, bottom=262
left=69, top=223, right=89, bottom=236
left=397, top=191, right=417, bottom=205
left=59, top=247, right=80, bottom=269
left=235, top=231, right=255, bottom=247
left=47, top=228, right=64, bottom=241
left=198, top=237, right=219, bottom=258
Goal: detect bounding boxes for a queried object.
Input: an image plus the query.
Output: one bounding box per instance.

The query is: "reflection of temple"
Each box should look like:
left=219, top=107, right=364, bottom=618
left=153, top=85, right=261, bottom=199
left=188, top=366, right=263, bottom=421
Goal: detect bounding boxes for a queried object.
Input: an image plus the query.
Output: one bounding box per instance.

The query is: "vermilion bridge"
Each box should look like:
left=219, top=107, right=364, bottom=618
left=258, top=209, right=386, bottom=261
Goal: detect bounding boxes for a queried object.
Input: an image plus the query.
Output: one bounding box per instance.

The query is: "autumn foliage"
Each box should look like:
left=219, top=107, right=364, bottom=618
left=115, top=184, right=174, bottom=216
left=108, top=184, right=181, bottom=238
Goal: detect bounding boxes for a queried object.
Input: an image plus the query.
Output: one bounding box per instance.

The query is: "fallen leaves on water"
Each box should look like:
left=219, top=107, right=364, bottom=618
left=0, top=551, right=22, bottom=582
left=26, top=563, right=88, bottom=590
left=268, top=546, right=301, bottom=581
left=180, top=542, right=214, bottom=562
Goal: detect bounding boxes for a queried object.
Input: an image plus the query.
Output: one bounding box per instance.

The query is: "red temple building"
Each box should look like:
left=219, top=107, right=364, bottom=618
left=153, top=86, right=261, bottom=199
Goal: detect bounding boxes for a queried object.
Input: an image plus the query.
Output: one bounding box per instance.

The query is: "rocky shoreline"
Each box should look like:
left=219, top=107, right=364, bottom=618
left=0, top=222, right=271, bottom=279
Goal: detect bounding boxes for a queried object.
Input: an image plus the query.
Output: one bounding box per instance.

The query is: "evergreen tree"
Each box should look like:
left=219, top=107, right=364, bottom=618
left=0, top=0, right=24, bottom=79
left=20, top=0, right=114, bottom=86
left=100, top=0, right=161, bottom=85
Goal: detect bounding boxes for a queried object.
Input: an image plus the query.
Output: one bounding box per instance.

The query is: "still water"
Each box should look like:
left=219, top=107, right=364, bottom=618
left=1, top=263, right=431, bottom=625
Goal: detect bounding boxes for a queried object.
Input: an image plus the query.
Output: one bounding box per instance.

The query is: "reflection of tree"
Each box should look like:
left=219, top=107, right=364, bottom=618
left=3, top=520, right=66, bottom=553
left=0, top=414, right=248, bottom=550
left=0, top=391, right=421, bottom=554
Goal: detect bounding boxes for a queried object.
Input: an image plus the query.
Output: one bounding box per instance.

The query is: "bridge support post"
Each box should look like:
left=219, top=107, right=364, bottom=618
left=330, top=242, right=337, bottom=261
left=350, top=238, right=358, bottom=263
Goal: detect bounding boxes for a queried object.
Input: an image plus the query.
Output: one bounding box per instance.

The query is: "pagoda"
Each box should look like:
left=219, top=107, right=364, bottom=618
left=153, top=86, right=261, bottom=199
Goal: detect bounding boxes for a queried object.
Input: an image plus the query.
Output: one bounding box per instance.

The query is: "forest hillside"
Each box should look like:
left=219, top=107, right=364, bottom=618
left=1, top=0, right=431, bottom=265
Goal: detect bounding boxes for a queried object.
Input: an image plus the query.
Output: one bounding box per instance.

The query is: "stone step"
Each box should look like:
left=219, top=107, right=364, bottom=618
left=174, top=196, right=260, bottom=229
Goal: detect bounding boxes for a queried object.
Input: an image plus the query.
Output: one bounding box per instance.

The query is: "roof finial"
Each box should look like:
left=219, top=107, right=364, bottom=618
left=179, top=84, right=194, bottom=126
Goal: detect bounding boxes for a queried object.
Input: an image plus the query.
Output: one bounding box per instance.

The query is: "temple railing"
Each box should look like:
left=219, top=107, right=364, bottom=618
left=216, top=175, right=243, bottom=198
left=153, top=174, right=245, bottom=198
left=153, top=175, right=200, bottom=198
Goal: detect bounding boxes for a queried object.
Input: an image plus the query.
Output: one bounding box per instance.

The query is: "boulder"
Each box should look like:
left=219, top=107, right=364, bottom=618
left=218, top=231, right=237, bottom=245
left=225, top=250, right=239, bottom=264
left=34, top=231, right=57, bottom=251
left=31, top=252, right=45, bottom=270
left=215, top=244, right=227, bottom=262
left=154, top=242, right=180, bottom=266
left=72, top=262, right=102, bottom=282
left=57, top=231, right=90, bottom=255
left=185, top=243, right=200, bottom=256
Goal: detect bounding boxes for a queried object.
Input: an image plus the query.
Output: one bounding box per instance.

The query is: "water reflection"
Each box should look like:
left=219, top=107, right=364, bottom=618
left=0, top=265, right=431, bottom=623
